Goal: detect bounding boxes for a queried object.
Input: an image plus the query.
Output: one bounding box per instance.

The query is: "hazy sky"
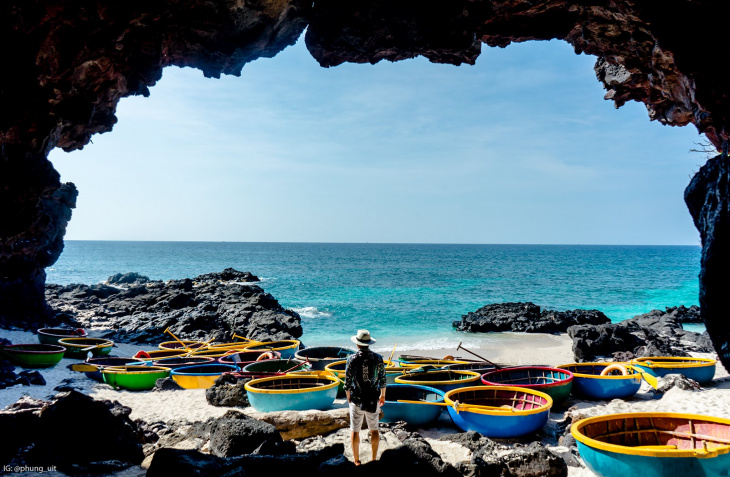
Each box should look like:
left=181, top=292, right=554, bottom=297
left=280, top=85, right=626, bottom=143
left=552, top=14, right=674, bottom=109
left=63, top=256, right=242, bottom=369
left=50, top=36, right=707, bottom=245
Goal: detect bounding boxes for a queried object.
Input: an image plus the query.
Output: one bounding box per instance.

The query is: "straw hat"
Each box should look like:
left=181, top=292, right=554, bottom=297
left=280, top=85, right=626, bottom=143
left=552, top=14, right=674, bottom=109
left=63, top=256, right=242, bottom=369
left=351, top=329, right=376, bottom=346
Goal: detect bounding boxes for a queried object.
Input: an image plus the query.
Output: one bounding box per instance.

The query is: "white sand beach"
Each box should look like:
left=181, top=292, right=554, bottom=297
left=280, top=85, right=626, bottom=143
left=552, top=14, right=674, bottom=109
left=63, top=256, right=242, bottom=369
left=2, top=328, right=728, bottom=477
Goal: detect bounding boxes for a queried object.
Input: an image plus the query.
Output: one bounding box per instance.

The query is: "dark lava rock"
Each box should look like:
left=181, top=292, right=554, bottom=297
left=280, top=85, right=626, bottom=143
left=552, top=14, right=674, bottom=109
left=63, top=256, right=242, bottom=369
left=148, top=443, right=345, bottom=477
left=655, top=374, right=702, bottom=394
left=206, top=373, right=251, bottom=407
left=208, top=411, right=282, bottom=458
left=106, top=272, right=151, bottom=286
left=16, top=370, right=45, bottom=386
left=0, top=397, right=44, bottom=466
left=45, top=268, right=302, bottom=343
left=153, top=377, right=184, bottom=391
left=1, top=391, right=145, bottom=472
left=568, top=306, right=715, bottom=362
left=0, top=359, right=16, bottom=390
left=375, top=436, right=461, bottom=477
left=439, top=431, right=494, bottom=452
left=473, top=441, right=568, bottom=477
left=453, top=302, right=610, bottom=334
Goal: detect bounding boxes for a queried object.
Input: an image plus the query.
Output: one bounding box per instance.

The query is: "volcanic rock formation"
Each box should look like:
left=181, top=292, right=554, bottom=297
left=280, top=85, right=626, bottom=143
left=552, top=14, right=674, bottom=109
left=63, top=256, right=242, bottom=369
left=2, top=1, right=730, bottom=369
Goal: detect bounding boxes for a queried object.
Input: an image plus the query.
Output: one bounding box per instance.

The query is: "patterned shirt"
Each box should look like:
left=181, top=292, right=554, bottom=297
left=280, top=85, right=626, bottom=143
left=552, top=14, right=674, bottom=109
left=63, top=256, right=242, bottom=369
left=344, top=348, right=386, bottom=407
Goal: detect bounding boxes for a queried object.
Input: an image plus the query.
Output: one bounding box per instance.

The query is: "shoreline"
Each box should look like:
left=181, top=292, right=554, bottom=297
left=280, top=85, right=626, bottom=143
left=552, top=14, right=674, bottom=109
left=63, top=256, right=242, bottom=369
left=2, top=327, right=727, bottom=477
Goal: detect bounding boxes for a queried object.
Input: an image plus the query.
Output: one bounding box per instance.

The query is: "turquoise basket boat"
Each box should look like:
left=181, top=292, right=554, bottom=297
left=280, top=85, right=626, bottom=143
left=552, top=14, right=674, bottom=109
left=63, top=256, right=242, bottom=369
left=557, top=363, right=641, bottom=400
left=481, top=366, right=573, bottom=405
left=294, top=346, right=356, bottom=370
left=245, top=374, right=339, bottom=412
left=630, top=357, right=716, bottom=385
left=382, top=384, right=446, bottom=426
left=444, top=386, right=553, bottom=438
left=572, top=412, right=730, bottom=477
left=394, top=369, right=481, bottom=393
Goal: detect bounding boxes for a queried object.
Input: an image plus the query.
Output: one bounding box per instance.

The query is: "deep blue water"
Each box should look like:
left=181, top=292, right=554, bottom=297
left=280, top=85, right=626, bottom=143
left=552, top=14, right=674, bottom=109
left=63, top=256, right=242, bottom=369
left=47, top=242, right=701, bottom=351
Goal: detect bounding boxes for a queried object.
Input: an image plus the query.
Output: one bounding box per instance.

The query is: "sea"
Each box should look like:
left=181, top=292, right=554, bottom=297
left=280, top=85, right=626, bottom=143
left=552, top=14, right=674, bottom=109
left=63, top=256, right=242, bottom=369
left=47, top=242, right=702, bottom=352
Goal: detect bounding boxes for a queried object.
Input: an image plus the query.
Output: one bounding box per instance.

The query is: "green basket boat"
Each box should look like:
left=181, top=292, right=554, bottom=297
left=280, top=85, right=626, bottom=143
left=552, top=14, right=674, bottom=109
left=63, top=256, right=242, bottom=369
left=0, top=344, right=66, bottom=368
left=102, top=365, right=172, bottom=391
left=58, top=338, right=114, bottom=359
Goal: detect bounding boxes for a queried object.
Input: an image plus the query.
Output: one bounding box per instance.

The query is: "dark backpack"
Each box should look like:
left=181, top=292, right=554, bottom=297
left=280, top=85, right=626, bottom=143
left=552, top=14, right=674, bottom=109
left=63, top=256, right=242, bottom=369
left=352, top=351, right=381, bottom=413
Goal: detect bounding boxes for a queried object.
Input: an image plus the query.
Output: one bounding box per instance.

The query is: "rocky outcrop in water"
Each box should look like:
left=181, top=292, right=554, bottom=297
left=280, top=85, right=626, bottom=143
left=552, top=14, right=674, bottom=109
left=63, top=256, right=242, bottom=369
left=44, top=268, right=302, bottom=343
left=453, top=302, right=611, bottom=334
left=568, top=307, right=714, bottom=362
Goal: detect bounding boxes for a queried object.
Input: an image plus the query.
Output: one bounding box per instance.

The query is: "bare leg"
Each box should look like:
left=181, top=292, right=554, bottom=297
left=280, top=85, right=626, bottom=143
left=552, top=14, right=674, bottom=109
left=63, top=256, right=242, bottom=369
left=351, top=431, right=360, bottom=464
left=370, top=430, right=380, bottom=461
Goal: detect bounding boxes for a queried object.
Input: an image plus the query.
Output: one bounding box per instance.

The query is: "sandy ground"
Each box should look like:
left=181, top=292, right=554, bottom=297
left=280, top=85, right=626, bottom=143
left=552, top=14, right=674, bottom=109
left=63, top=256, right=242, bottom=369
left=2, top=328, right=728, bottom=477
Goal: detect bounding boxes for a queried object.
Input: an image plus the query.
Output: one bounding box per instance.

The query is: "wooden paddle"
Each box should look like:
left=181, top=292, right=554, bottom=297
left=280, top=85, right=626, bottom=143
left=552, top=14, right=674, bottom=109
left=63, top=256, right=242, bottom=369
left=395, top=400, right=514, bottom=412
left=456, top=342, right=502, bottom=370
left=626, top=364, right=659, bottom=389
left=388, top=343, right=398, bottom=365
left=164, top=327, right=192, bottom=352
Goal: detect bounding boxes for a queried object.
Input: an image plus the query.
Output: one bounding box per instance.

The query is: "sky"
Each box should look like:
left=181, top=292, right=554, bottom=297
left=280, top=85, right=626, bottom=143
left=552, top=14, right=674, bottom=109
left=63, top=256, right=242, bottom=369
left=50, top=36, right=709, bottom=245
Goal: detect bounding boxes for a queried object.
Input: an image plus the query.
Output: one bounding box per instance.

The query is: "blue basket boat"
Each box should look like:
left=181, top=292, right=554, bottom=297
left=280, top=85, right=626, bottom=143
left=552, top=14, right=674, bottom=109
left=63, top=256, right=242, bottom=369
left=394, top=370, right=481, bottom=393
left=171, top=363, right=238, bottom=389
left=245, top=374, right=340, bottom=412
left=444, top=386, right=552, bottom=438
left=630, top=357, right=716, bottom=385
left=557, top=363, right=641, bottom=400
left=382, top=384, right=446, bottom=426
left=572, top=412, right=730, bottom=477
left=294, top=346, right=356, bottom=370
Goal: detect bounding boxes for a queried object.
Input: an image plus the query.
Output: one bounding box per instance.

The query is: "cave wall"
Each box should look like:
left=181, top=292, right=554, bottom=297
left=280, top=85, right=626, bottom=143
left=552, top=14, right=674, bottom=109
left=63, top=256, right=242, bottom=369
left=1, top=0, right=729, bottom=368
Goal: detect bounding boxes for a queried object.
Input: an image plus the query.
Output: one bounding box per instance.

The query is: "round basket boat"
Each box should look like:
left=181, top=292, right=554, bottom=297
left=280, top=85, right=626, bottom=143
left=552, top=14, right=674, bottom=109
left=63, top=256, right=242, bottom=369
left=0, top=344, right=66, bottom=368
left=482, top=366, right=573, bottom=405
left=58, top=338, right=114, bottom=359
left=133, top=349, right=188, bottom=360
left=158, top=340, right=207, bottom=351
left=37, top=328, right=87, bottom=345
left=382, top=384, right=446, bottom=426
left=443, top=362, right=504, bottom=375
left=243, top=340, right=301, bottom=360
left=394, top=370, right=482, bottom=393
left=572, top=412, right=730, bottom=477
left=323, top=360, right=348, bottom=397
left=630, top=357, right=716, bottom=385
left=218, top=350, right=270, bottom=367
left=102, top=365, right=171, bottom=391
left=84, top=357, right=146, bottom=381
left=399, top=359, right=468, bottom=368
left=245, top=374, right=339, bottom=412
left=241, top=358, right=311, bottom=375
left=444, top=386, right=553, bottom=438
left=152, top=356, right=216, bottom=369
left=557, top=363, right=641, bottom=400
left=294, top=346, right=356, bottom=370
left=171, top=364, right=238, bottom=389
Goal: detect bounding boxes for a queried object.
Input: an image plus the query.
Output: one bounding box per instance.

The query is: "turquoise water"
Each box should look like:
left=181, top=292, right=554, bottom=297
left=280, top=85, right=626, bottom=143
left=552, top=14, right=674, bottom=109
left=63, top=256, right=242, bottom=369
left=47, top=242, right=701, bottom=351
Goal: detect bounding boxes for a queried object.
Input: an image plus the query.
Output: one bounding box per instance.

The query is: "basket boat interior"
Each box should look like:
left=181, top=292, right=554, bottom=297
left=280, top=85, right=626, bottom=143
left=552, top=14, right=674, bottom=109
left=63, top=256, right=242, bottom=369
left=485, top=368, right=571, bottom=386
left=59, top=338, right=111, bottom=347
left=245, top=359, right=308, bottom=372
left=219, top=350, right=268, bottom=362
left=386, top=386, right=443, bottom=402
left=246, top=341, right=298, bottom=350
left=445, top=362, right=501, bottom=372
left=250, top=376, right=335, bottom=391
left=449, top=387, right=549, bottom=411
left=561, top=364, right=639, bottom=377
left=402, top=370, right=475, bottom=383
left=297, top=347, right=354, bottom=359
left=581, top=416, right=730, bottom=452
left=154, top=357, right=215, bottom=366
left=2, top=344, right=64, bottom=353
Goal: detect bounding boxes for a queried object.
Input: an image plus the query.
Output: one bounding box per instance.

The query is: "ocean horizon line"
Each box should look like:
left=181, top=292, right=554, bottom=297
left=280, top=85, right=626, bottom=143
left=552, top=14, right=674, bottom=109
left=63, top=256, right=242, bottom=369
left=62, top=239, right=701, bottom=247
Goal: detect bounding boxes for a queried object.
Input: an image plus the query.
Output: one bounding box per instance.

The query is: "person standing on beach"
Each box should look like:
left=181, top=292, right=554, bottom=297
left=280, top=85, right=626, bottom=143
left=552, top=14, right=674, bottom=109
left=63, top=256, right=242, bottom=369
left=344, top=329, right=386, bottom=466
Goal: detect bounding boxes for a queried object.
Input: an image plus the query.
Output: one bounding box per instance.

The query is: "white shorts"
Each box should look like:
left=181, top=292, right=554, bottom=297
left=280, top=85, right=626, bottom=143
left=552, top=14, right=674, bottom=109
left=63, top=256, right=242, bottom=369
left=349, top=402, right=380, bottom=432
